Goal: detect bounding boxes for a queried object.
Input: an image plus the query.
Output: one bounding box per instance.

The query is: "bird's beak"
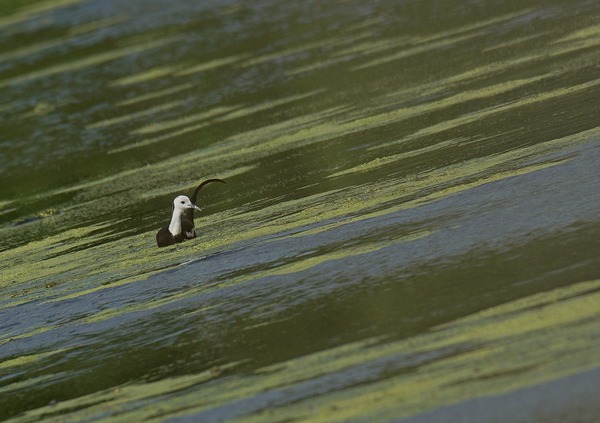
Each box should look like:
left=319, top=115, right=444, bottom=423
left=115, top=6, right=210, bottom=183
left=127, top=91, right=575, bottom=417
left=192, top=204, right=201, bottom=211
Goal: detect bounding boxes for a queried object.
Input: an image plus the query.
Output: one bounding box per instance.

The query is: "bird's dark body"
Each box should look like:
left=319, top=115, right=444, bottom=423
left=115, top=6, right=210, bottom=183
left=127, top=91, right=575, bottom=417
left=156, top=179, right=225, bottom=247
left=155, top=225, right=186, bottom=247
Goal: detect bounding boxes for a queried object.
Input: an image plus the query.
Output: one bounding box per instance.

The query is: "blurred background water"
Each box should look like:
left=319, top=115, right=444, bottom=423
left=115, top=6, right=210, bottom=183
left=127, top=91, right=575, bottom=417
left=1, top=0, right=599, bottom=421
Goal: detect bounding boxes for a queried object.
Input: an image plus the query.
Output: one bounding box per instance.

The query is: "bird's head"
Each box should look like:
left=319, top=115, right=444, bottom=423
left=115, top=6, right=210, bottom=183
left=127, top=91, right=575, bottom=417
left=172, top=195, right=201, bottom=213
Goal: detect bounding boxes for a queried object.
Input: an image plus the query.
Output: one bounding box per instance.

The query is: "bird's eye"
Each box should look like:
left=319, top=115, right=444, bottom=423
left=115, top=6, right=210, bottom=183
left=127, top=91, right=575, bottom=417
left=181, top=201, right=185, bottom=204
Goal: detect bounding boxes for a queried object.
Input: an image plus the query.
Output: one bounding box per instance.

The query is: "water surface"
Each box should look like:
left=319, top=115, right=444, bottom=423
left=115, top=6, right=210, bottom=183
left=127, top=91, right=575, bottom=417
left=1, top=0, right=600, bottom=421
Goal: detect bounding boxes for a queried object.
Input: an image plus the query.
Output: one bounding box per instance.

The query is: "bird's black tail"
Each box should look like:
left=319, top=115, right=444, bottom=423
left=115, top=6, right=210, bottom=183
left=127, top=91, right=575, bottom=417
left=186, top=179, right=226, bottom=223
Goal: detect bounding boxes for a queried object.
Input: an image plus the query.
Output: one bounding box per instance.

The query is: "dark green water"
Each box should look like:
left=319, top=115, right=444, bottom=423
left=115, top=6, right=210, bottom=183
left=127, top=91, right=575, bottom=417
left=1, top=0, right=599, bottom=421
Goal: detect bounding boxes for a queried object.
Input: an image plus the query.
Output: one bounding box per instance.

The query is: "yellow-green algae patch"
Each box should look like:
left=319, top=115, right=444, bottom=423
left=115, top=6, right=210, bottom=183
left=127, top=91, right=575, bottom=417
left=2, top=18, right=599, bottom=356
left=287, top=56, right=356, bottom=76
left=0, top=15, right=126, bottom=63
left=107, top=102, right=350, bottom=164
left=79, top=298, right=214, bottom=326
left=372, top=77, right=600, bottom=151
left=332, top=122, right=585, bottom=179
left=0, top=181, right=411, bottom=335
left=30, top=55, right=591, bottom=231
left=86, top=100, right=184, bottom=130
left=0, top=348, right=70, bottom=370
left=328, top=137, right=467, bottom=178
left=0, top=324, right=61, bottom=347
left=214, top=90, right=325, bottom=123
left=353, top=9, right=535, bottom=70
left=110, top=65, right=180, bottom=87
left=0, top=199, right=14, bottom=211
left=176, top=53, right=251, bottom=76
left=351, top=16, right=600, bottom=107
left=207, top=229, right=434, bottom=290
left=232, top=279, right=600, bottom=423
left=10, top=278, right=598, bottom=422
left=0, top=0, right=82, bottom=30
left=353, top=6, right=600, bottom=73
left=131, top=105, right=240, bottom=136
left=115, top=83, right=194, bottom=107
left=0, top=223, right=114, bottom=283
left=110, top=100, right=274, bottom=153
left=11, top=362, right=242, bottom=423
left=0, top=373, right=65, bottom=398
left=483, top=32, right=551, bottom=52
left=2, top=3, right=600, bottom=421
left=330, top=34, right=411, bottom=59
left=21, top=145, right=576, bottom=331
left=382, top=72, right=555, bottom=123
left=0, top=36, right=181, bottom=89
left=0, top=124, right=593, bottom=323
left=240, top=35, right=358, bottom=68
left=176, top=68, right=577, bottom=166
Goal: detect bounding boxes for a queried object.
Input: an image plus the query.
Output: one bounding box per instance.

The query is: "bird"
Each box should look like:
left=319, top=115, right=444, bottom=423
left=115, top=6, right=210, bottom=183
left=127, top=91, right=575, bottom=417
left=156, top=179, right=225, bottom=247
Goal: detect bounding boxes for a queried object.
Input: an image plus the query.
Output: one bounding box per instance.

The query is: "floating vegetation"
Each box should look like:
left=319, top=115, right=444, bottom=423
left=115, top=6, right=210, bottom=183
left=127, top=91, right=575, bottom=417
left=1, top=0, right=600, bottom=421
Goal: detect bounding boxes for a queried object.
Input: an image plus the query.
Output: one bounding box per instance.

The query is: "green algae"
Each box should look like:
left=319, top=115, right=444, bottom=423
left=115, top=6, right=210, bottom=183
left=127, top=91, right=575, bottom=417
left=115, top=83, right=194, bottom=107
left=240, top=36, right=352, bottom=68
left=0, top=349, right=69, bottom=370
left=330, top=34, right=411, bottom=59
left=9, top=279, right=598, bottom=422
left=0, top=373, right=65, bottom=398
left=204, top=229, right=433, bottom=289
left=107, top=90, right=326, bottom=153
left=2, top=1, right=600, bottom=421
left=0, top=15, right=125, bottom=63
left=482, top=32, right=551, bottom=53
left=383, top=72, right=554, bottom=122
left=557, top=22, right=600, bottom=42
left=86, top=100, right=185, bottom=130
left=176, top=53, right=251, bottom=76
left=214, top=90, right=324, bottom=122
left=0, top=36, right=181, bottom=89
left=230, top=279, right=600, bottom=423
left=130, top=105, right=240, bottom=136
left=110, top=65, right=180, bottom=87
left=370, top=77, right=600, bottom=152
left=9, top=9, right=597, bottom=229
left=332, top=125, right=587, bottom=179
left=0, top=200, right=14, bottom=211
left=0, top=143, right=581, bottom=344
left=0, top=0, right=82, bottom=29
left=353, top=9, right=535, bottom=70
left=0, top=124, right=591, bottom=324
left=11, top=362, right=241, bottom=423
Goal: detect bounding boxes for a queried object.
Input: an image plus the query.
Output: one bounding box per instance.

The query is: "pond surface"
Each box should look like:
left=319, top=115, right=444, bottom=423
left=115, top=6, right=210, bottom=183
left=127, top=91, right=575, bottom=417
left=1, top=0, right=600, bottom=421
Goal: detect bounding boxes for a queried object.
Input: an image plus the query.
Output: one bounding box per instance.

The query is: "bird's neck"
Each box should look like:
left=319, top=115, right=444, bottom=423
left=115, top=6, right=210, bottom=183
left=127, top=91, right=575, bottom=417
left=168, top=209, right=184, bottom=235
